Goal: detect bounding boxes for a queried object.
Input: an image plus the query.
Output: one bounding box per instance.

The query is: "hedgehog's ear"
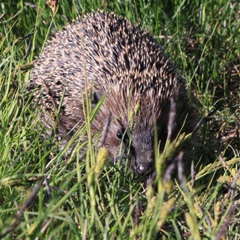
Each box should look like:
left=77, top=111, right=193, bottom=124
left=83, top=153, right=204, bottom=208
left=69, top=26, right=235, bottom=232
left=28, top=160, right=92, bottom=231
left=92, top=90, right=104, bottom=105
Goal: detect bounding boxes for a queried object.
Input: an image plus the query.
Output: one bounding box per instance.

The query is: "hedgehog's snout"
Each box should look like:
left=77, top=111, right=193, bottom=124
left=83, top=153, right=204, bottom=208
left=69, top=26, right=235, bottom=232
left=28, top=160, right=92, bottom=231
left=133, top=149, right=154, bottom=175
left=135, top=161, right=153, bottom=175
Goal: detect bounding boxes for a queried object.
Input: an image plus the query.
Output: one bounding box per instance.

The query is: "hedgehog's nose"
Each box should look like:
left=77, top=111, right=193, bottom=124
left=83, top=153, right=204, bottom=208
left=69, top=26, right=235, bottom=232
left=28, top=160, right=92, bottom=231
left=136, top=162, right=152, bottom=175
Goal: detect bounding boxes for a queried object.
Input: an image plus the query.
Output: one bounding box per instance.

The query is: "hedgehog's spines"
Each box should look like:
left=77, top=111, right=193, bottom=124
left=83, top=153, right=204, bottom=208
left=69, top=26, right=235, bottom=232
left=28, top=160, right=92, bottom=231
left=30, top=11, right=198, bottom=175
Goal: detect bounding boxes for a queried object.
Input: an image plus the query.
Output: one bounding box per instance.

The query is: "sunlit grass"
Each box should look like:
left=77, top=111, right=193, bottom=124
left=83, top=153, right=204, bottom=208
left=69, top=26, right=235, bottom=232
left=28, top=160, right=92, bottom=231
left=0, top=0, right=239, bottom=239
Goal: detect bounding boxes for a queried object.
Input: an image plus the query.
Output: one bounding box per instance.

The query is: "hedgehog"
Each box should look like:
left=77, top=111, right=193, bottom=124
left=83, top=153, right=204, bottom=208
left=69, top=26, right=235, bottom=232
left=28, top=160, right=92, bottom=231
left=29, top=11, right=198, bottom=175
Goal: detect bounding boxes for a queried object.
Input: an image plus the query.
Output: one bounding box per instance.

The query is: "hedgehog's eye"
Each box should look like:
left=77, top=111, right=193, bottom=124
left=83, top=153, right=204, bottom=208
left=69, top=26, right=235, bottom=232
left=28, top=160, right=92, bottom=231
left=117, top=129, right=124, bottom=140
left=117, top=128, right=127, bottom=141
left=92, top=90, right=104, bottom=105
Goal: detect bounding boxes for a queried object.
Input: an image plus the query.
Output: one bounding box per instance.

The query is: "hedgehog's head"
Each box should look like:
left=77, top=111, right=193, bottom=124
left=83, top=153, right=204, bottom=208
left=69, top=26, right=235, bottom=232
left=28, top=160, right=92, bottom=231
left=91, top=80, right=172, bottom=175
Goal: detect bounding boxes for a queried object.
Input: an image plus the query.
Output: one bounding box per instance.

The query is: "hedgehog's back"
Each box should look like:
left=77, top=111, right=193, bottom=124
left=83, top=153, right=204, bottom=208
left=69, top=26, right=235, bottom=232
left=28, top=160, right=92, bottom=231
left=31, top=12, right=175, bottom=129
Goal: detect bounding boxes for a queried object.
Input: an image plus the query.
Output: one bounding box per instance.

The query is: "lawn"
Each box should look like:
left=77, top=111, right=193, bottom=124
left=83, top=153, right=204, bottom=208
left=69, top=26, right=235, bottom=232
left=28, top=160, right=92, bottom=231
left=0, top=0, right=239, bottom=239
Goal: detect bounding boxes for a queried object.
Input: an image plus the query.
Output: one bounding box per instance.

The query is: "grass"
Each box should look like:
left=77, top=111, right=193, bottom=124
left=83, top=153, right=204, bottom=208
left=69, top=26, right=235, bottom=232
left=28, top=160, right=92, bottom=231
left=0, top=0, right=239, bottom=239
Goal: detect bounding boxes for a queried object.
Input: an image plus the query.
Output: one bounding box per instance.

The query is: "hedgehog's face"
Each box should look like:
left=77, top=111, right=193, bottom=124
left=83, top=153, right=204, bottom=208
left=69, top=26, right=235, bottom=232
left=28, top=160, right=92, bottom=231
left=91, top=92, right=157, bottom=175
left=99, top=118, right=155, bottom=175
